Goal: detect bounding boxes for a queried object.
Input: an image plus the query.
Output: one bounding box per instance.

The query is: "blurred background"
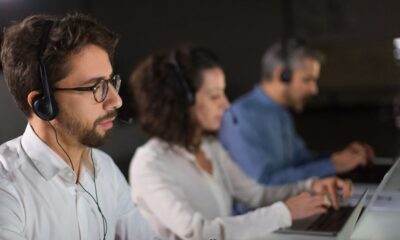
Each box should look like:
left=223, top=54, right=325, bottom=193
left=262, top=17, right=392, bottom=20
left=1, top=0, right=400, bottom=178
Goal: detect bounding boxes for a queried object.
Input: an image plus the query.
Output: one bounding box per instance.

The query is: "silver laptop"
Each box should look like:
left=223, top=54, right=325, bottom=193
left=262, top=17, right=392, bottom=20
left=276, top=189, right=368, bottom=239
left=275, top=158, right=400, bottom=238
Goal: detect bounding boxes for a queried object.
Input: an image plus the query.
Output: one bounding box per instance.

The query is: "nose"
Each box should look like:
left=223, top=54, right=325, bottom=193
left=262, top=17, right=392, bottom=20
left=221, top=94, right=230, bottom=111
left=310, top=81, right=319, bottom=95
left=104, top=83, right=123, bottom=110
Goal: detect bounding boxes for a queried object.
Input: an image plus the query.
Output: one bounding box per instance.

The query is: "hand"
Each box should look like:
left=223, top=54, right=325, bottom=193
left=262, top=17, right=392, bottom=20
left=331, top=141, right=375, bottom=173
left=311, top=177, right=353, bottom=209
left=285, top=192, right=327, bottom=220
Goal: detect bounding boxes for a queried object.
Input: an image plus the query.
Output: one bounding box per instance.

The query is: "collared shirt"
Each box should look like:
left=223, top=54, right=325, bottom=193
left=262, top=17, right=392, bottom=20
left=0, top=124, right=155, bottom=240
left=219, top=85, right=335, bottom=186
left=130, top=137, right=313, bottom=240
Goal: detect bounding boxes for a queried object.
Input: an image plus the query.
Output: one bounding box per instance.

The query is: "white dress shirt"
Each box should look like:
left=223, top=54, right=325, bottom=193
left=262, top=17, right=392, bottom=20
left=129, top=137, right=313, bottom=240
left=0, top=124, right=155, bottom=240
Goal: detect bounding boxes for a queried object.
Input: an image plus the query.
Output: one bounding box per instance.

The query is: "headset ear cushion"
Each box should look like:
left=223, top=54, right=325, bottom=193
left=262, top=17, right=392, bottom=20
left=280, top=68, right=292, bottom=83
left=32, top=94, right=58, bottom=121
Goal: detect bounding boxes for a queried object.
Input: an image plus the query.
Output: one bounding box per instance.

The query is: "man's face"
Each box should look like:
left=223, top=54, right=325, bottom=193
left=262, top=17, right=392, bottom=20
left=53, top=44, right=122, bottom=147
left=284, top=58, right=320, bottom=112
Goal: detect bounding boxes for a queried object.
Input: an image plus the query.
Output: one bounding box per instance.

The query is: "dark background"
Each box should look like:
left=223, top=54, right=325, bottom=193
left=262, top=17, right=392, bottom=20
left=1, top=0, right=400, bottom=178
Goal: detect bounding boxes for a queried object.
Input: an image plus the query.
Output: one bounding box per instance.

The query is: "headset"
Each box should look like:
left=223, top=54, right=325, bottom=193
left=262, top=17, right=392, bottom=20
left=168, top=51, right=195, bottom=105
left=280, top=38, right=293, bottom=83
left=34, top=20, right=108, bottom=240
left=168, top=50, right=240, bottom=124
left=32, top=20, right=58, bottom=121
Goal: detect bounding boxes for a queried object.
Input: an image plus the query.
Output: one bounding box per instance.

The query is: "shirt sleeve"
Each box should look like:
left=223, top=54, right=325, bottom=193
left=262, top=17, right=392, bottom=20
left=216, top=143, right=313, bottom=208
left=219, top=109, right=335, bottom=186
left=111, top=162, right=156, bottom=240
left=261, top=136, right=335, bottom=185
left=219, top=110, right=268, bottom=182
left=130, top=149, right=295, bottom=240
left=261, top=157, right=335, bottom=185
left=0, top=181, right=26, bottom=240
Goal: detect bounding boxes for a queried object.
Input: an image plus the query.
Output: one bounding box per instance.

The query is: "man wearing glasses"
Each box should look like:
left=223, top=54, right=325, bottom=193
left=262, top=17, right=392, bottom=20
left=0, top=14, right=155, bottom=239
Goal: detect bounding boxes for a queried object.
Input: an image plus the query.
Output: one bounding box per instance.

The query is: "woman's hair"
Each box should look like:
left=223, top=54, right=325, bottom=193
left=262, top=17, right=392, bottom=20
left=130, top=45, right=221, bottom=150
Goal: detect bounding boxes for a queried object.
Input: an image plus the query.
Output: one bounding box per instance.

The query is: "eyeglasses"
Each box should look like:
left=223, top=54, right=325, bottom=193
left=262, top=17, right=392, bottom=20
left=53, top=75, right=121, bottom=103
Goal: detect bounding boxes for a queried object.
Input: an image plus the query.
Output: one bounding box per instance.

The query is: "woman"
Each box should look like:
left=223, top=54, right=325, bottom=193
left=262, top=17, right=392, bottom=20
left=129, top=46, right=351, bottom=240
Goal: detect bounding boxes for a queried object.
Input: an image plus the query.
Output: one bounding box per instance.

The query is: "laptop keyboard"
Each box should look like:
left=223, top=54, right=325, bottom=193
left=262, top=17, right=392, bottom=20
left=307, top=206, right=354, bottom=232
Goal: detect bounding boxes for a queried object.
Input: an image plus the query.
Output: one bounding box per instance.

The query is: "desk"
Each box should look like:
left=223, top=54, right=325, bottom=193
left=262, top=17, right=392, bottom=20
left=351, top=209, right=400, bottom=240
left=351, top=159, right=400, bottom=240
left=263, top=160, right=400, bottom=240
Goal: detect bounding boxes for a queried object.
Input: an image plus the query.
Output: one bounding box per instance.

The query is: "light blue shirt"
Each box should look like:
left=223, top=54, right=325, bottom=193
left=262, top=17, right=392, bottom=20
left=219, top=86, right=335, bottom=186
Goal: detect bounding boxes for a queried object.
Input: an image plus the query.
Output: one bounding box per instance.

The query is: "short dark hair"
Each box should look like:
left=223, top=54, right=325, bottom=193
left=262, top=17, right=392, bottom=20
left=130, top=45, right=221, bottom=150
left=1, top=13, right=119, bottom=117
left=261, top=39, right=324, bottom=81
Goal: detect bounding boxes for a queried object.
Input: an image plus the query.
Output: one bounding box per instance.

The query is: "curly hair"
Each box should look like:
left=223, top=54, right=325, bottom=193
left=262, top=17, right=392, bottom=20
left=1, top=13, right=119, bottom=117
left=130, top=45, right=221, bottom=151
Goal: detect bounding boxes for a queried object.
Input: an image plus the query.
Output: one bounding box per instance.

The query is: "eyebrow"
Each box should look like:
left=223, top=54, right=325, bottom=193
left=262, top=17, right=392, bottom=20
left=81, top=72, right=114, bottom=86
left=303, top=75, right=317, bottom=81
left=206, top=87, right=225, bottom=93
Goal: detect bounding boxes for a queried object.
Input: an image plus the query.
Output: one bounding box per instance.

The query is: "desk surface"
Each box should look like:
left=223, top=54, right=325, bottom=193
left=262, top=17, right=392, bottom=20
left=351, top=209, right=400, bottom=240
left=264, top=160, right=400, bottom=240
left=351, top=160, right=400, bottom=240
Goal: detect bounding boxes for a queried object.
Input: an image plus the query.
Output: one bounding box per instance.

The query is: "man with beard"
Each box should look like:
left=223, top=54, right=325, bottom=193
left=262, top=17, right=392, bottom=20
left=219, top=40, right=374, bottom=191
left=0, top=14, right=154, bottom=239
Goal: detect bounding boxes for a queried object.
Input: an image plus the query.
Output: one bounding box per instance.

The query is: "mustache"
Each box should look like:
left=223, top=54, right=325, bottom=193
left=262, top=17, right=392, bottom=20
left=94, top=110, right=118, bottom=126
left=303, top=96, right=313, bottom=103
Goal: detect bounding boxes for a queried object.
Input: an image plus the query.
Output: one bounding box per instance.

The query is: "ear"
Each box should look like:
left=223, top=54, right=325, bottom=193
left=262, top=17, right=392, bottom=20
left=27, top=91, right=41, bottom=109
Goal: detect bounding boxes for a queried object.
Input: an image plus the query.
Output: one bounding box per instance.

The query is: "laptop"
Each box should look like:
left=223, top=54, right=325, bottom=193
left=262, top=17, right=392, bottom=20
left=337, top=157, right=394, bottom=184
left=276, top=158, right=400, bottom=238
left=276, top=189, right=368, bottom=239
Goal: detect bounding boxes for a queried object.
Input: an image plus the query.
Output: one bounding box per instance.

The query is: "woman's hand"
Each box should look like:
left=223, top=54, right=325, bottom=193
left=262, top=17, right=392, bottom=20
left=311, top=177, right=353, bottom=209
left=285, top=192, right=328, bottom=220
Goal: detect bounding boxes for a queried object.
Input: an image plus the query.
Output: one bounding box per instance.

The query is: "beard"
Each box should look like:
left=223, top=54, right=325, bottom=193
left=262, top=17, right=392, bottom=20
left=57, top=110, right=118, bottom=147
left=284, top=90, right=312, bottom=113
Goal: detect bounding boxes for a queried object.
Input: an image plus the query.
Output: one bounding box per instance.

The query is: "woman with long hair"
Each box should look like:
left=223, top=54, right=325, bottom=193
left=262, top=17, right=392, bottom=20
left=128, top=45, right=351, bottom=240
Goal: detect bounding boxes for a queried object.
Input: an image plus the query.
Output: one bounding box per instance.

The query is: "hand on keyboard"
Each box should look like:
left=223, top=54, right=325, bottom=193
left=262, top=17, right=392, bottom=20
left=311, top=177, right=353, bottom=209
left=285, top=192, right=328, bottom=220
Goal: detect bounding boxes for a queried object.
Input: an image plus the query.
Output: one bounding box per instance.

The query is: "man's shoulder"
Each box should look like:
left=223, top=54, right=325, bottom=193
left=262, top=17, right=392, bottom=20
left=0, top=137, right=25, bottom=205
left=0, top=136, right=24, bottom=180
left=232, top=93, right=279, bottom=125
left=233, top=88, right=274, bottom=114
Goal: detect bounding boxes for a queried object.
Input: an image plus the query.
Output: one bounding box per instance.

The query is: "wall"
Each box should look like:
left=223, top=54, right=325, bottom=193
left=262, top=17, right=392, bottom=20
left=1, top=0, right=400, bottom=177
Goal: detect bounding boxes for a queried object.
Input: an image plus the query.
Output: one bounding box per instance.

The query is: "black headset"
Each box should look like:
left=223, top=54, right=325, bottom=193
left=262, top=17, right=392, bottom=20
left=280, top=38, right=293, bottom=83
left=33, top=20, right=108, bottom=240
left=32, top=20, right=58, bottom=121
left=168, top=51, right=195, bottom=105
left=168, top=50, right=240, bottom=125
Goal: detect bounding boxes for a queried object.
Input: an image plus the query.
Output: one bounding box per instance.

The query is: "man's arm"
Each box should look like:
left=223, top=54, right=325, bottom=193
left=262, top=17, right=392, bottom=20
left=219, top=111, right=268, bottom=182
left=219, top=111, right=335, bottom=185
left=258, top=134, right=335, bottom=184
left=259, top=157, right=335, bottom=184
left=0, top=182, right=26, bottom=240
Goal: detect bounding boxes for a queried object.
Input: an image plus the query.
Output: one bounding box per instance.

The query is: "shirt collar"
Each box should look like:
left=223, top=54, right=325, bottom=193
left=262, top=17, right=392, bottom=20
left=20, top=124, right=101, bottom=182
left=155, top=137, right=210, bottom=164
left=252, top=85, right=285, bottom=110
left=167, top=138, right=213, bottom=165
